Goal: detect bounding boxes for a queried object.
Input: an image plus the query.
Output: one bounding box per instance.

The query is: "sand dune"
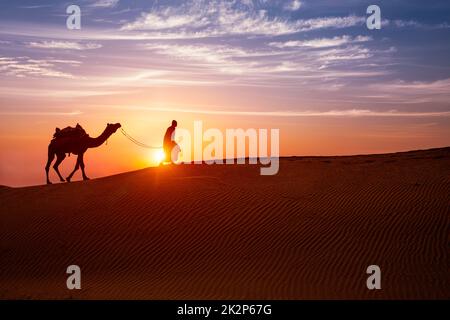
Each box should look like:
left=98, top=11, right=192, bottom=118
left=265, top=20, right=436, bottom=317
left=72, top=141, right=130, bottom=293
left=0, top=148, right=449, bottom=299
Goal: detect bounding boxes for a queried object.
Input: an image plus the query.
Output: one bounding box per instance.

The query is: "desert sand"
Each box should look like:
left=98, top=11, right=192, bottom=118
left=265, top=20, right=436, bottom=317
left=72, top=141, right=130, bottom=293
left=0, top=147, right=449, bottom=299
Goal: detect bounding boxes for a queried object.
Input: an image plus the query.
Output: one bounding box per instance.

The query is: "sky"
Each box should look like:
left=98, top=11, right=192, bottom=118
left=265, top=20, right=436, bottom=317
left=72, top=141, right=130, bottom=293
left=0, top=0, right=450, bottom=186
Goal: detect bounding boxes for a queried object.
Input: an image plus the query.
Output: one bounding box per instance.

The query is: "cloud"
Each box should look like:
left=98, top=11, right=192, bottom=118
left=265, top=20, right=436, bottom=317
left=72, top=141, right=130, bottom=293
left=270, top=35, right=372, bottom=48
left=358, top=78, right=450, bottom=105
left=0, top=0, right=447, bottom=117
left=296, top=15, right=365, bottom=32
left=0, top=110, right=82, bottom=116
left=143, top=43, right=251, bottom=75
left=18, top=5, right=51, bottom=9
left=316, top=46, right=372, bottom=62
left=393, top=20, right=422, bottom=28
left=27, top=41, right=102, bottom=50
left=284, top=0, right=302, bottom=11
left=0, top=7, right=365, bottom=41
left=90, top=0, right=119, bottom=8
left=142, top=42, right=302, bottom=75
left=121, top=11, right=209, bottom=31
left=44, top=59, right=82, bottom=65
left=392, top=19, right=450, bottom=29
left=122, top=106, right=450, bottom=118
left=120, top=1, right=364, bottom=37
left=140, top=35, right=391, bottom=81
left=371, top=78, right=450, bottom=94
left=0, top=56, right=77, bottom=79
left=143, top=43, right=248, bottom=64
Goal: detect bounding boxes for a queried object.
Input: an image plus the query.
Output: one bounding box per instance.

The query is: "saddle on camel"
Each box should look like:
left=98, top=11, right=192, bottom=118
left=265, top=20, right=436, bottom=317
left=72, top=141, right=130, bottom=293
left=53, top=123, right=89, bottom=140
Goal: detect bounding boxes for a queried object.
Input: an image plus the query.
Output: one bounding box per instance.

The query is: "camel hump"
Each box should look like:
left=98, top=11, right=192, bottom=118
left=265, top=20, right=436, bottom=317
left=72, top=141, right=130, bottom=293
left=53, top=124, right=88, bottom=139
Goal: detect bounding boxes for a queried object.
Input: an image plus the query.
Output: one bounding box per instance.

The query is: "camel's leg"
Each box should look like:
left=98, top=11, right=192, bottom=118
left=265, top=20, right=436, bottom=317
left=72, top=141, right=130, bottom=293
left=79, top=153, right=89, bottom=181
left=53, top=153, right=66, bottom=182
left=45, top=148, right=55, bottom=184
left=66, top=156, right=81, bottom=182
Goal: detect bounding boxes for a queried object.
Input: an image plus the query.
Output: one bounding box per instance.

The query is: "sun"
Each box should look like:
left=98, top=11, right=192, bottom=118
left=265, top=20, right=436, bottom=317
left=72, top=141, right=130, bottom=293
left=153, top=149, right=166, bottom=164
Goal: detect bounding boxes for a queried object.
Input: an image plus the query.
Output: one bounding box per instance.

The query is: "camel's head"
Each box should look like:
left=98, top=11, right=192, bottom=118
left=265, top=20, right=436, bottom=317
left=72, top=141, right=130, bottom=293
left=107, top=123, right=121, bottom=134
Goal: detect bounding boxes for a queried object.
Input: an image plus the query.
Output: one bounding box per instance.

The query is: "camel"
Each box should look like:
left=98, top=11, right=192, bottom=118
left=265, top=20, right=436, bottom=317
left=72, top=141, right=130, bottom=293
left=45, top=123, right=121, bottom=184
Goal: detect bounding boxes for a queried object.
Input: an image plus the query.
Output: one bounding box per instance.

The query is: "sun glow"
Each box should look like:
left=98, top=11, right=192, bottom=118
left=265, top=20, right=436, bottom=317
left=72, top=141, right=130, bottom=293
left=153, top=149, right=166, bottom=164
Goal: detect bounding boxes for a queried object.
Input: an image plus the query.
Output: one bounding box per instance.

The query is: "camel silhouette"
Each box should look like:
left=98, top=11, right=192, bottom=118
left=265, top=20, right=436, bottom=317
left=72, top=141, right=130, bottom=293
left=45, top=123, right=121, bottom=184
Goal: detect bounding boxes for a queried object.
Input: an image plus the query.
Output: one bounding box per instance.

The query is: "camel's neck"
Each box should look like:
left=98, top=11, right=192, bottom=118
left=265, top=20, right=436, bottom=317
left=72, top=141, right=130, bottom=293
left=87, top=127, right=113, bottom=148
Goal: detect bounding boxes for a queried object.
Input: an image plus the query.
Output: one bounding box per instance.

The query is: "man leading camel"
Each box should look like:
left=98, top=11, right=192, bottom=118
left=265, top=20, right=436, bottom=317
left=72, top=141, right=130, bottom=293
left=163, top=120, right=180, bottom=163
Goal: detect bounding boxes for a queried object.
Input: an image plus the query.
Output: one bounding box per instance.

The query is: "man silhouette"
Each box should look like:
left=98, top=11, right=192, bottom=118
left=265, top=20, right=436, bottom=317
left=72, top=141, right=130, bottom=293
left=163, top=120, right=180, bottom=163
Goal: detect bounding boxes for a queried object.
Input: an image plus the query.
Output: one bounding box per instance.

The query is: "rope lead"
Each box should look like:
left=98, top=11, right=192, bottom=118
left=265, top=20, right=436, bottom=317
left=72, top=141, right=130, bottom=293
left=120, top=128, right=163, bottom=149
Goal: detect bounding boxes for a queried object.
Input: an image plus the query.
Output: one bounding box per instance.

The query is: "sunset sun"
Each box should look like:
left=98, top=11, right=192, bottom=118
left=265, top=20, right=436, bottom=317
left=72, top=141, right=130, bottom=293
left=153, top=149, right=166, bottom=163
